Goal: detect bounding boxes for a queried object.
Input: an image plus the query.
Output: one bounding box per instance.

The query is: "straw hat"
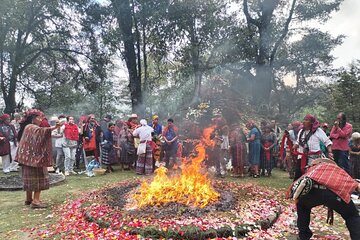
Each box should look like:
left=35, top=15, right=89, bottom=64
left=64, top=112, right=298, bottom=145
left=130, top=113, right=138, bottom=118
left=352, top=132, right=360, bottom=141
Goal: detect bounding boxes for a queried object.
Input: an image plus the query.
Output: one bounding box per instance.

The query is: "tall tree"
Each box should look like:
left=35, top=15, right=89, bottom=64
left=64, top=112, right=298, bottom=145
left=167, top=0, right=232, bottom=106
left=240, top=0, right=343, bottom=107
left=0, top=0, right=89, bottom=113
left=326, top=62, right=360, bottom=129
left=111, top=0, right=142, bottom=113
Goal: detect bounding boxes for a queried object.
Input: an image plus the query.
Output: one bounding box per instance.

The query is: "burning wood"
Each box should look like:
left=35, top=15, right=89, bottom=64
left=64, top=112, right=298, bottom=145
left=131, top=126, right=220, bottom=209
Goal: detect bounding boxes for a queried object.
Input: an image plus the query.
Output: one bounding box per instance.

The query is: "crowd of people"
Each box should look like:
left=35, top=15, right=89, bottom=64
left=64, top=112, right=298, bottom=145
left=1, top=110, right=359, bottom=181
left=0, top=110, right=359, bottom=211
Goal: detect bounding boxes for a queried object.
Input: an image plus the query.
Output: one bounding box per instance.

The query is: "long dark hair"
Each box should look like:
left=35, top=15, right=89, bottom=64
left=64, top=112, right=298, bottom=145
left=17, top=115, right=37, bottom=142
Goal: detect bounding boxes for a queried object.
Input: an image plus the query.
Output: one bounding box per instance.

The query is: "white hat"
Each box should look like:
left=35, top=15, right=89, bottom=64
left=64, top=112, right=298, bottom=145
left=130, top=113, right=138, bottom=118
left=352, top=132, right=360, bottom=141
left=140, top=119, right=147, bottom=126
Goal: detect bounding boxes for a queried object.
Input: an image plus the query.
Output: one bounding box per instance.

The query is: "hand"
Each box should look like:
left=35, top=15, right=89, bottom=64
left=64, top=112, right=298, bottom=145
left=0, top=137, right=5, bottom=141
left=334, top=121, right=339, bottom=128
left=328, top=152, right=334, bottom=160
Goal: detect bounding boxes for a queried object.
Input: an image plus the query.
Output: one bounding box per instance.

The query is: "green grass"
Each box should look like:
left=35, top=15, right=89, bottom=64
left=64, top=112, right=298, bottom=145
left=224, top=169, right=292, bottom=189
left=0, top=167, right=138, bottom=239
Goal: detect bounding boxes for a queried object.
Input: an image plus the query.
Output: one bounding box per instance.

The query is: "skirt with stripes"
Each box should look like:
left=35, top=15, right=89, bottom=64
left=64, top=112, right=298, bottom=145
left=136, top=143, right=153, bottom=175
left=22, top=165, right=49, bottom=191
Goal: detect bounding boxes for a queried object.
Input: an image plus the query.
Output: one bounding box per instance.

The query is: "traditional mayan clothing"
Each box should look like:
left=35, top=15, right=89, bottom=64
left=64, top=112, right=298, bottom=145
left=230, top=127, right=247, bottom=175
left=83, top=121, right=101, bottom=160
left=16, top=124, right=53, bottom=191
left=260, top=132, right=276, bottom=175
left=101, top=129, right=117, bottom=166
left=133, top=120, right=154, bottom=175
left=350, top=144, right=360, bottom=179
left=21, top=166, right=49, bottom=191
left=280, top=130, right=297, bottom=179
left=294, top=115, right=332, bottom=180
left=248, top=127, right=261, bottom=165
left=136, top=142, right=153, bottom=175
left=289, top=162, right=360, bottom=240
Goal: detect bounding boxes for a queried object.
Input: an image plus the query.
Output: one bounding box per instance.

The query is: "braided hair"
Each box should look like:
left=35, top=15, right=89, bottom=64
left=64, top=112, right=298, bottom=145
left=17, top=115, right=37, bottom=142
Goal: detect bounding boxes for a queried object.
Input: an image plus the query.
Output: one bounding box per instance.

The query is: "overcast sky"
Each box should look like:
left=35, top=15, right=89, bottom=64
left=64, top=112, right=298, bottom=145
left=318, top=0, right=360, bottom=67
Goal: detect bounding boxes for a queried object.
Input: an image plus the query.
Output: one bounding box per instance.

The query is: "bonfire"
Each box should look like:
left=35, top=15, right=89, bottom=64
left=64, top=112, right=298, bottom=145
left=132, top=126, right=220, bottom=208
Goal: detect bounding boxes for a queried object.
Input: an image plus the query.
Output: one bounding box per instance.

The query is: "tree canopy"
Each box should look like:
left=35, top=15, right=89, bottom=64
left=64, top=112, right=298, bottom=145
left=0, top=0, right=353, bottom=125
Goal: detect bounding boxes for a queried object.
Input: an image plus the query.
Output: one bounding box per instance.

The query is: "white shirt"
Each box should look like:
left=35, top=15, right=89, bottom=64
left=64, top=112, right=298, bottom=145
left=296, top=128, right=332, bottom=153
left=52, top=125, right=65, bottom=148
left=133, top=125, right=154, bottom=141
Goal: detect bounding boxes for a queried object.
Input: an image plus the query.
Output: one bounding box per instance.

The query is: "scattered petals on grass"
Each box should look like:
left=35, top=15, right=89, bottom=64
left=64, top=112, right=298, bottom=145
left=30, top=179, right=350, bottom=239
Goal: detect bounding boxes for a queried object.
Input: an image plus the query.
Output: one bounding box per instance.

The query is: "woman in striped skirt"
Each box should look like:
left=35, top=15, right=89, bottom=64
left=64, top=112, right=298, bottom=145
left=16, top=109, right=62, bottom=208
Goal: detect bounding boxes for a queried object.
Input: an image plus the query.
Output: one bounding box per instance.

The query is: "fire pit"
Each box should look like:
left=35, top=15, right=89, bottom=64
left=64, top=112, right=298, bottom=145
left=0, top=173, right=65, bottom=191
left=34, top=126, right=284, bottom=239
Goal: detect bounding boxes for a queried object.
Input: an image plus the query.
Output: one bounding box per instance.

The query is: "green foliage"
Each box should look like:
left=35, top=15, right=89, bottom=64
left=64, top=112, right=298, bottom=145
left=322, top=62, right=360, bottom=130
left=0, top=0, right=349, bottom=123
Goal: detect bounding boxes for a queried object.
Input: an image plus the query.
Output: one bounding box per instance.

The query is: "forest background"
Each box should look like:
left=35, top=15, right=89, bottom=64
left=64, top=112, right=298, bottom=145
left=1, top=0, right=359, bottom=129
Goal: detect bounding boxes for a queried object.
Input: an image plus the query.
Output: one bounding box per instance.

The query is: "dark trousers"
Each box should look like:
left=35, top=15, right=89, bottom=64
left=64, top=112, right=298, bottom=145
left=334, top=150, right=350, bottom=174
left=162, top=142, right=177, bottom=167
left=297, top=188, right=360, bottom=240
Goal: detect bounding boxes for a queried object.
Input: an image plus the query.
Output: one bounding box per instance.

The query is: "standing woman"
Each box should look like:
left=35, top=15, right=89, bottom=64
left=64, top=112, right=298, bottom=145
left=63, top=116, right=79, bottom=176
left=16, top=109, right=62, bottom=208
left=101, top=123, right=118, bottom=172
left=114, top=120, right=132, bottom=170
left=83, top=114, right=102, bottom=163
left=246, top=121, right=261, bottom=178
left=229, top=124, right=247, bottom=177
left=349, top=132, right=360, bottom=179
left=260, top=125, right=277, bottom=177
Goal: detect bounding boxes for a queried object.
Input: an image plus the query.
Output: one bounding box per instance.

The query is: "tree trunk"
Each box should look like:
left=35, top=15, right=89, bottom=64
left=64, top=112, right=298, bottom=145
left=4, top=74, right=17, bottom=114
left=244, top=0, right=296, bottom=109
left=132, top=0, right=142, bottom=87
left=142, top=23, right=148, bottom=93
left=112, top=0, right=142, bottom=113
left=4, top=30, right=24, bottom=114
left=189, top=20, right=202, bottom=106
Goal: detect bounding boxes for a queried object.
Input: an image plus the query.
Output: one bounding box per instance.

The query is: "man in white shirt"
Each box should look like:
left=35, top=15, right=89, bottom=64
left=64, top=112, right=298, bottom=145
left=293, top=114, right=333, bottom=180
left=132, top=119, right=154, bottom=175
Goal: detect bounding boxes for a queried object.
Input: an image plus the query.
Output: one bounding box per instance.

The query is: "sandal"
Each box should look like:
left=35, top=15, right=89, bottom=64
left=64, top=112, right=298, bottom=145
left=25, top=200, right=32, bottom=205
left=31, top=202, right=48, bottom=209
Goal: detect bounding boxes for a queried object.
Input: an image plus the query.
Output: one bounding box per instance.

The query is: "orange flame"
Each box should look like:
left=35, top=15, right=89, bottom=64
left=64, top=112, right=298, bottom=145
left=131, top=126, right=220, bottom=209
left=202, top=125, right=216, bottom=148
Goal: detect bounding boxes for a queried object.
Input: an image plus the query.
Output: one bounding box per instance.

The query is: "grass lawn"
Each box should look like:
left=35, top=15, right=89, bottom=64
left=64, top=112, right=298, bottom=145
left=0, top=168, right=349, bottom=239
left=0, top=167, right=137, bottom=239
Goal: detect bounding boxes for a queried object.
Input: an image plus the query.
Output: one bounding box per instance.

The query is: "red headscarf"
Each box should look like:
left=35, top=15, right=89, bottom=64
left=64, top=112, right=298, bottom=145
left=303, top=114, right=320, bottom=133
left=20, top=109, right=44, bottom=123
left=0, top=113, right=10, bottom=121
